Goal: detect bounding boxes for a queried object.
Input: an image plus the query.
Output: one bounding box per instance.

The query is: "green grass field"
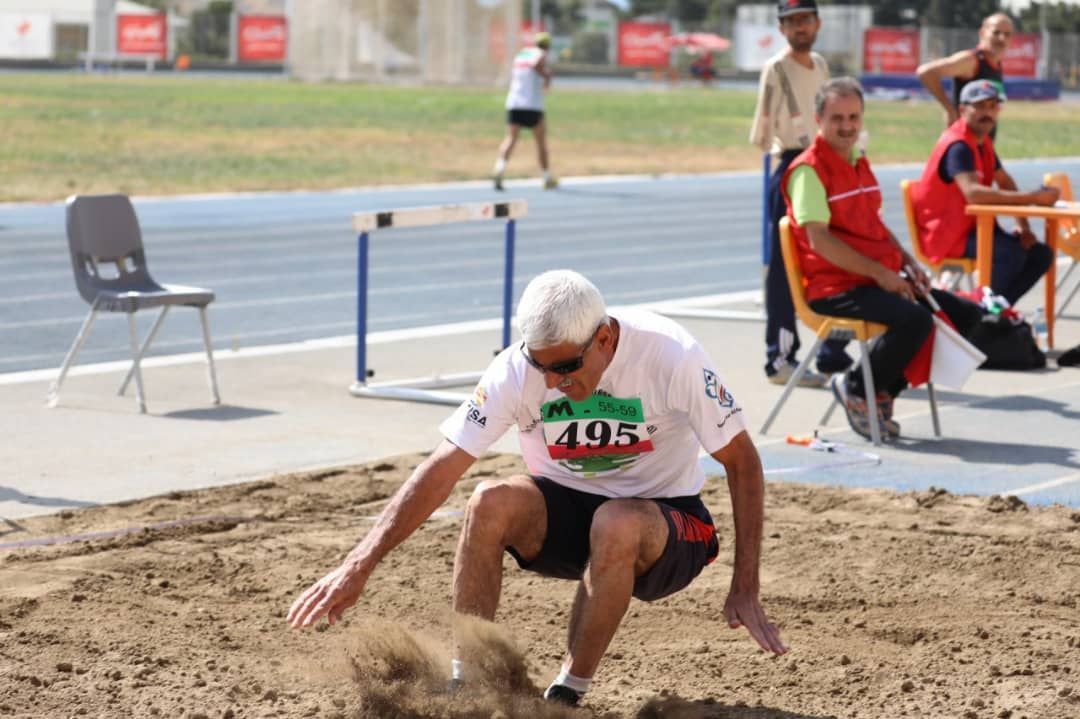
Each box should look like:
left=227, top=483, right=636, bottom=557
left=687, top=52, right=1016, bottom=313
left=2, top=74, right=1078, bottom=202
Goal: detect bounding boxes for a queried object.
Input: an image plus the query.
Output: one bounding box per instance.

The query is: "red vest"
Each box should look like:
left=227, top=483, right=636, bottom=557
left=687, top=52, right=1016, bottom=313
left=912, top=119, right=997, bottom=261
left=781, top=135, right=901, bottom=302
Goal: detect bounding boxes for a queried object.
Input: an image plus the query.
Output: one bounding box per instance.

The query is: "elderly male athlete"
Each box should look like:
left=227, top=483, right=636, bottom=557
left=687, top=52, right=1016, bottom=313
left=288, top=269, right=786, bottom=706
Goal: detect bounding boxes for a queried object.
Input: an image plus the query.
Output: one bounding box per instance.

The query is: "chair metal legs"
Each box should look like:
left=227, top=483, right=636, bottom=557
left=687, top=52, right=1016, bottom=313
left=856, top=341, right=882, bottom=446
left=1057, top=262, right=1079, bottom=315
left=764, top=332, right=950, bottom=444
left=819, top=339, right=882, bottom=445
left=816, top=339, right=942, bottom=444
left=927, top=382, right=941, bottom=437
left=127, top=312, right=147, bottom=413
left=116, top=305, right=222, bottom=407
left=198, top=307, right=221, bottom=405
left=118, top=306, right=170, bottom=398
left=50, top=300, right=221, bottom=412
left=759, top=334, right=825, bottom=435
left=46, top=297, right=102, bottom=408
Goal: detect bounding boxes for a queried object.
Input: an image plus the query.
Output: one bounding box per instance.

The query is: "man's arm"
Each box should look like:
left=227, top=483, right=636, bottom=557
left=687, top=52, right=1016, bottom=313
left=805, top=222, right=915, bottom=300
left=916, top=50, right=977, bottom=124
left=287, top=439, right=476, bottom=629
left=712, top=431, right=786, bottom=655
left=884, top=226, right=932, bottom=296
left=536, top=54, right=551, bottom=89
left=954, top=168, right=1059, bottom=207
left=992, top=167, right=1060, bottom=247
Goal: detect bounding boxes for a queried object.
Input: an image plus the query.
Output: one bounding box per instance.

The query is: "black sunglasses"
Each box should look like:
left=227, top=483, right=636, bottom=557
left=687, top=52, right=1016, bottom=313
left=521, top=325, right=602, bottom=376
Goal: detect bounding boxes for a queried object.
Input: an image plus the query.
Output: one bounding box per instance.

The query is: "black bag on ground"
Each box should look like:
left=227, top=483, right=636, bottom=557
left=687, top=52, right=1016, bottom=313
left=965, top=313, right=1046, bottom=370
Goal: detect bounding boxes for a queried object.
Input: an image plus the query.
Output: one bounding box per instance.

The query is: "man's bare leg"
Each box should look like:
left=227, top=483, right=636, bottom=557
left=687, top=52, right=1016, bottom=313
left=556, top=499, right=668, bottom=688
left=532, top=120, right=556, bottom=189
left=451, top=476, right=546, bottom=677
left=494, top=125, right=522, bottom=189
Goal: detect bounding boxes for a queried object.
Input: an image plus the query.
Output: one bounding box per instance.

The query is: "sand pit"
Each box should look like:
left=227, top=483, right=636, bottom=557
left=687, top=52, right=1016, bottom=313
left=1, top=452, right=1078, bottom=718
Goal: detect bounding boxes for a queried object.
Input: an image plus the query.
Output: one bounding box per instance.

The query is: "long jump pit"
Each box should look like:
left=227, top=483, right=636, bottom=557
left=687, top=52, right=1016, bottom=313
left=1, top=452, right=1077, bottom=719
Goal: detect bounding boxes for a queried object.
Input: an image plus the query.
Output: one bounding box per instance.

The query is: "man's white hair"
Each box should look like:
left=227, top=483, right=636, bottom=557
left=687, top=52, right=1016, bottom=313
left=516, top=270, right=607, bottom=349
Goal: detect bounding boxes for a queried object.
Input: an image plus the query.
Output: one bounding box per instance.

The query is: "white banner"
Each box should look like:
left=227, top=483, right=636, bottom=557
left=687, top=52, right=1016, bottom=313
left=0, top=14, right=53, bottom=60
left=734, top=21, right=785, bottom=72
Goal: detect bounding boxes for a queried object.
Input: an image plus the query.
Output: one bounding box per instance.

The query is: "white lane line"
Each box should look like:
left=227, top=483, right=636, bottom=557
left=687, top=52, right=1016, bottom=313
left=0, top=290, right=762, bottom=384
left=5, top=219, right=741, bottom=282
left=1004, top=472, right=1080, bottom=497
left=1, top=283, right=760, bottom=367
left=0, top=256, right=763, bottom=331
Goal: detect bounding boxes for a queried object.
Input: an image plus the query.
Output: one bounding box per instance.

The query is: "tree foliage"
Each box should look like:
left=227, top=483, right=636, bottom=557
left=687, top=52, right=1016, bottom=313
left=1016, top=2, right=1080, bottom=33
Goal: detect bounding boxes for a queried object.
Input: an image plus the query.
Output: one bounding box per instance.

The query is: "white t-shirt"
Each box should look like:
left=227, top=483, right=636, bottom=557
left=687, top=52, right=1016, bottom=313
left=505, top=47, right=546, bottom=111
left=440, top=309, right=748, bottom=498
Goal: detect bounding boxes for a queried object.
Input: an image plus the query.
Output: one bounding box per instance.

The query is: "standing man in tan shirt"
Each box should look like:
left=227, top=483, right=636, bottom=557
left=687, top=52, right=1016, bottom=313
left=750, top=0, right=851, bottom=387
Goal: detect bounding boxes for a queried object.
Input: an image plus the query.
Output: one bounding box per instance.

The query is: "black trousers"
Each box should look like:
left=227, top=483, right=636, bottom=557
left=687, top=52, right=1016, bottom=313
left=765, top=149, right=849, bottom=375
left=809, top=287, right=982, bottom=399
left=963, top=226, right=1053, bottom=306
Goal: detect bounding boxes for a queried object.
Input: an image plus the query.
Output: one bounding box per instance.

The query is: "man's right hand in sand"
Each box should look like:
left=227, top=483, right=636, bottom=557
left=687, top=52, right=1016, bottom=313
left=287, top=563, right=368, bottom=629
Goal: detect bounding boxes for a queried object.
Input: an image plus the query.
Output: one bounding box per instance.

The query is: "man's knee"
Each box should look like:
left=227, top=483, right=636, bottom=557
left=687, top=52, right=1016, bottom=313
left=910, top=305, right=934, bottom=342
left=465, top=477, right=539, bottom=539
left=589, top=500, right=666, bottom=572
left=1029, top=242, right=1054, bottom=273
left=888, top=301, right=933, bottom=345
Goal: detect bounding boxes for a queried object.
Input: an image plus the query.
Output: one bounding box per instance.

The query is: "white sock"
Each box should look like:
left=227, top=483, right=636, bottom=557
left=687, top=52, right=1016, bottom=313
left=543, top=169, right=553, bottom=181
left=551, top=667, right=591, bottom=695
left=494, top=158, right=507, bottom=175
left=451, top=659, right=465, bottom=682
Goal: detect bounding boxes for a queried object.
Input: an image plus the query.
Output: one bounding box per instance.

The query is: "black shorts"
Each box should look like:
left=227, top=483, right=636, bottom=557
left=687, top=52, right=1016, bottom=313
left=507, top=109, right=543, bottom=128
left=506, top=477, right=719, bottom=602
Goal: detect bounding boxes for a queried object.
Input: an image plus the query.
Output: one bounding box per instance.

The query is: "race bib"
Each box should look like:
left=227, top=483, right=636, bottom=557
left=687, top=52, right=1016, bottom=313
left=541, top=394, right=655, bottom=475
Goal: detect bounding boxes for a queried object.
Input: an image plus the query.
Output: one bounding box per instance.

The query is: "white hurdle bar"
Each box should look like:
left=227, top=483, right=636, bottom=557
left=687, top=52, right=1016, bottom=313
left=350, top=200, right=528, bottom=406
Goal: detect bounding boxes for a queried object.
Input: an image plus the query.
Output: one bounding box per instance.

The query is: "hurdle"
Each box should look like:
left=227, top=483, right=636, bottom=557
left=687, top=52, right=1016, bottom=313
left=349, top=199, right=528, bottom=406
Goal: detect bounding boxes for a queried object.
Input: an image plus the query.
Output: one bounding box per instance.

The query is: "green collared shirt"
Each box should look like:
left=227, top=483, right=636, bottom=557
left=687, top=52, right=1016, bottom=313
left=786, top=144, right=861, bottom=225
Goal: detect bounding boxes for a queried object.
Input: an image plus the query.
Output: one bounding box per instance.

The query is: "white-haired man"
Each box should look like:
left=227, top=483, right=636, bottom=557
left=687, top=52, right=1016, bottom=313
left=288, top=270, right=786, bottom=707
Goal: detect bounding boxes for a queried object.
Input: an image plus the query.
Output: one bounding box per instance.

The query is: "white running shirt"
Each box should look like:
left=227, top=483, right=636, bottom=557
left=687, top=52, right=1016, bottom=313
left=440, top=309, right=748, bottom=498
left=505, top=47, right=546, bottom=111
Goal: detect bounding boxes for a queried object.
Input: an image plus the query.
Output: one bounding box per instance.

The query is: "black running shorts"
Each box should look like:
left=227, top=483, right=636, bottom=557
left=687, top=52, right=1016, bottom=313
left=505, top=477, right=719, bottom=602
left=507, top=109, right=543, bottom=128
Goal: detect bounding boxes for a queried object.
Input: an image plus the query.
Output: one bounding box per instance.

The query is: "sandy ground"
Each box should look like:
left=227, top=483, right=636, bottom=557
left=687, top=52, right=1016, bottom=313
left=1, top=452, right=1079, bottom=719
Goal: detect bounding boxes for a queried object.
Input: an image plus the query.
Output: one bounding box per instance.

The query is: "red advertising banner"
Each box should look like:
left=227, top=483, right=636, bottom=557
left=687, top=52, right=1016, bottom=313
left=618, top=21, right=670, bottom=68
left=238, top=15, right=287, bottom=63
left=1003, top=32, right=1040, bottom=78
left=116, top=14, right=166, bottom=59
left=862, top=27, right=919, bottom=74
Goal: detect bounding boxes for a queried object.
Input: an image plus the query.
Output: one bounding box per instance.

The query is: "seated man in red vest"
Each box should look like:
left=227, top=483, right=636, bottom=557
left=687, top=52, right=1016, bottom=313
left=783, top=78, right=980, bottom=440
left=912, top=80, right=1058, bottom=306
